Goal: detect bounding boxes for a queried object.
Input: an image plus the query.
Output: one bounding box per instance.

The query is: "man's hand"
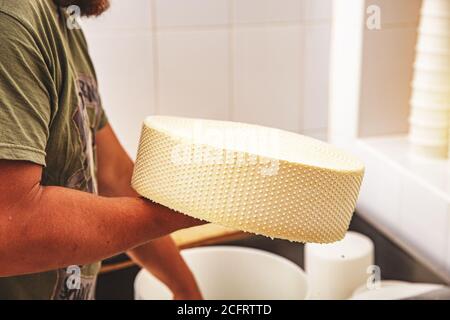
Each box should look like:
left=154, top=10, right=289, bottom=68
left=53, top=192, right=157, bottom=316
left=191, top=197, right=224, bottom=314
left=173, top=288, right=204, bottom=300
left=128, top=236, right=203, bottom=300
left=96, top=124, right=204, bottom=300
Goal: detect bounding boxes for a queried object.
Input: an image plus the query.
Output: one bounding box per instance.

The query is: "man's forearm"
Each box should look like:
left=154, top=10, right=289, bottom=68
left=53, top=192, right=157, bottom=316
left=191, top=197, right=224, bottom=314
left=94, top=125, right=202, bottom=298
left=0, top=184, right=201, bottom=277
left=96, top=141, right=197, bottom=289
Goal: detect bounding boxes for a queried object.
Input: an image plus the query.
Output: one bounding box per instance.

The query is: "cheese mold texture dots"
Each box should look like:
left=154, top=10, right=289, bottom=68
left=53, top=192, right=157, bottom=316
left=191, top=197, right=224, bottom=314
left=132, top=116, right=365, bottom=243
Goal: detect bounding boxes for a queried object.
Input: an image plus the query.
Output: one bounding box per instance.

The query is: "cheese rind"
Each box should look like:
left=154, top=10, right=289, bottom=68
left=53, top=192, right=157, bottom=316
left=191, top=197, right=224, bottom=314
left=132, top=116, right=365, bottom=243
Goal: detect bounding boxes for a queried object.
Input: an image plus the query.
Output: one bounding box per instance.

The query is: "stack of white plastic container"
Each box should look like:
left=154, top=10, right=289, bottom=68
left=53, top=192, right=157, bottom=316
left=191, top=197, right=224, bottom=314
left=409, top=0, right=450, bottom=159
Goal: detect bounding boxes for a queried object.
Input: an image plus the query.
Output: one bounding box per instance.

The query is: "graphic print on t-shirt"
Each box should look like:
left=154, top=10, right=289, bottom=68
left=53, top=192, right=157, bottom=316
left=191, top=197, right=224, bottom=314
left=53, top=75, right=103, bottom=300
left=66, top=75, right=102, bottom=194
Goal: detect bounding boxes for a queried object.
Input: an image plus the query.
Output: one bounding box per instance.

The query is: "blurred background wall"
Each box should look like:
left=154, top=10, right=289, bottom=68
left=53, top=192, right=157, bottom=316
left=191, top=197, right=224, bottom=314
left=82, top=0, right=332, bottom=157
left=83, top=0, right=450, bottom=278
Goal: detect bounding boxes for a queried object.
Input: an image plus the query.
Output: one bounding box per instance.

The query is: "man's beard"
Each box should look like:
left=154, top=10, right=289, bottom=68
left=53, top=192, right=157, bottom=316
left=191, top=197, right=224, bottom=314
left=53, top=0, right=110, bottom=17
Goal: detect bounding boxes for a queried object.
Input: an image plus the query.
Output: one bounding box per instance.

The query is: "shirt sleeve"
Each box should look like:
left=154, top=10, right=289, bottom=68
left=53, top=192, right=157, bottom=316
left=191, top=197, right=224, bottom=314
left=96, top=102, right=108, bottom=131
left=78, top=28, right=109, bottom=132
left=0, top=13, right=54, bottom=166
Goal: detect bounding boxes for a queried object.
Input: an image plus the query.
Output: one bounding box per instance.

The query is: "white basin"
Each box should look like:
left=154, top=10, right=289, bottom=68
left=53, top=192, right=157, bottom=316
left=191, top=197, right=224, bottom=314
left=134, top=246, right=309, bottom=300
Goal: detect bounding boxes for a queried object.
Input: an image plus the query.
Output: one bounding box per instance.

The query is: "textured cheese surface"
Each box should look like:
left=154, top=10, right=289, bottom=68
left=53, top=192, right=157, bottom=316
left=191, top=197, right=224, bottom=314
left=132, top=116, right=365, bottom=243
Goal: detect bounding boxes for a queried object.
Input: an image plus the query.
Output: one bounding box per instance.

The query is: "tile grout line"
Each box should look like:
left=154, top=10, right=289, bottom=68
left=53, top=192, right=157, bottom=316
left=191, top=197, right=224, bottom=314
left=150, top=0, right=161, bottom=115
left=153, top=20, right=332, bottom=34
left=228, top=0, right=235, bottom=121
left=298, top=1, right=308, bottom=134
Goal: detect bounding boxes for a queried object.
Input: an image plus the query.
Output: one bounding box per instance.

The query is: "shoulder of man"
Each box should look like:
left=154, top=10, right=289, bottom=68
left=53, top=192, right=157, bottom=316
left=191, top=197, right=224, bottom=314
left=0, top=0, right=39, bottom=16
left=0, top=0, right=53, bottom=31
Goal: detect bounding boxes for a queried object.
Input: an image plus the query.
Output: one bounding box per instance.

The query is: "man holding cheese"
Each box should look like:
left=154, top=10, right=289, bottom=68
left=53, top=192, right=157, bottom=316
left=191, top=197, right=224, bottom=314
left=0, top=0, right=204, bottom=299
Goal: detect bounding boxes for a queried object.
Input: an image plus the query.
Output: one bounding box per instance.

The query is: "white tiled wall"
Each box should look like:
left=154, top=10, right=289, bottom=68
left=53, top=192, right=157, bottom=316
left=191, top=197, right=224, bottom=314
left=234, top=0, right=302, bottom=24
left=83, top=0, right=332, bottom=156
left=355, top=137, right=450, bottom=278
left=157, top=30, right=230, bottom=119
left=355, top=148, right=402, bottom=235
left=330, top=0, right=450, bottom=279
left=302, top=23, right=331, bottom=134
left=233, top=25, right=303, bottom=132
left=82, top=0, right=155, bottom=157
left=155, top=0, right=230, bottom=27
left=82, top=0, right=152, bottom=32
left=358, top=0, right=422, bottom=137
left=359, top=28, right=419, bottom=137
left=301, top=0, right=332, bottom=22
left=399, top=174, right=449, bottom=273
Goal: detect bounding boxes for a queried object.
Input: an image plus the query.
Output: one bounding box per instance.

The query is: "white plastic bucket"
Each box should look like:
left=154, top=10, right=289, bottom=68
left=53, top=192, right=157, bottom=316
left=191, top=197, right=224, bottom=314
left=412, top=67, right=450, bottom=90
left=409, top=123, right=449, bottom=141
left=419, top=15, right=450, bottom=37
left=416, top=33, right=450, bottom=54
left=409, top=107, right=449, bottom=125
left=134, top=246, right=309, bottom=300
left=421, top=0, right=450, bottom=19
left=414, top=52, right=450, bottom=72
left=410, top=88, right=450, bottom=108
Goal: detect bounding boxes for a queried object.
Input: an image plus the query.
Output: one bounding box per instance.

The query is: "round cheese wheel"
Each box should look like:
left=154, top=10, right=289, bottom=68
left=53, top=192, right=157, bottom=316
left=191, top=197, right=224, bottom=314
left=132, top=116, right=365, bottom=243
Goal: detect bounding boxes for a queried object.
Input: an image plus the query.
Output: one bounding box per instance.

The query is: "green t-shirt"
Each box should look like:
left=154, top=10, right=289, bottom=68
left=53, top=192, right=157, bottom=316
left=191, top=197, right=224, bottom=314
left=0, top=0, right=108, bottom=299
